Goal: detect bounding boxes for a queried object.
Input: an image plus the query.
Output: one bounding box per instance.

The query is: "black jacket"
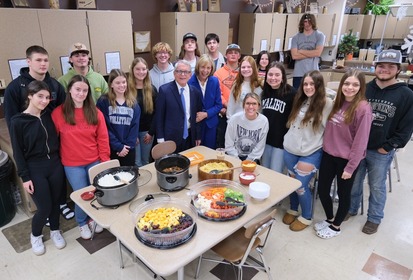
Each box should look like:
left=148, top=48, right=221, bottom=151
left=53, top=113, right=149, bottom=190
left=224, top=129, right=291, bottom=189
left=366, top=79, right=413, bottom=151
left=4, top=67, right=66, bottom=130
left=9, top=111, right=60, bottom=182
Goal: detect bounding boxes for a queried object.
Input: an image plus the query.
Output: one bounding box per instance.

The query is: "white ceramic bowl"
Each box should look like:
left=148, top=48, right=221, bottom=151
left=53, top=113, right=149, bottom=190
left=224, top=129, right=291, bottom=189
left=249, top=182, right=270, bottom=200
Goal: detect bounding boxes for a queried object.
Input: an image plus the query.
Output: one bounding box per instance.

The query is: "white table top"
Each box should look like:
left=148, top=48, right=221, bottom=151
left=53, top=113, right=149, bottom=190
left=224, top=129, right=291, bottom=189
left=71, top=145, right=301, bottom=277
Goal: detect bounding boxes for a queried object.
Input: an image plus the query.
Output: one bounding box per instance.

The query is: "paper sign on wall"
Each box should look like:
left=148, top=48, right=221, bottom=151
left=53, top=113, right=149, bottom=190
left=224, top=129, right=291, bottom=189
left=105, top=51, right=121, bottom=74
left=288, top=38, right=292, bottom=50
left=8, top=59, right=28, bottom=80
left=260, top=40, right=268, bottom=51
left=274, top=38, right=281, bottom=52
left=60, top=56, right=71, bottom=75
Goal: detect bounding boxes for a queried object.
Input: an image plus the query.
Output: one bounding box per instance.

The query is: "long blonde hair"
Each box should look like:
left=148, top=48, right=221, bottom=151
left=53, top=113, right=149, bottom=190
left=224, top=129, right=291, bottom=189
left=108, top=69, right=136, bottom=108
left=127, top=57, right=154, bottom=114
left=232, top=56, right=261, bottom=102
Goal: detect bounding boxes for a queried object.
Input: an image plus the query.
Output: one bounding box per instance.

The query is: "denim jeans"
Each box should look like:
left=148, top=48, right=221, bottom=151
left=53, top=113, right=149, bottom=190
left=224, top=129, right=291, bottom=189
left=261, top=144, right=285, bottom=174
left=349, top=149, right=395, bottom=224
left=135, top=131, right=153, bottom=167
left=284, top=148, right=323, bottom=220
left=64, top=161, right=99, bottom=226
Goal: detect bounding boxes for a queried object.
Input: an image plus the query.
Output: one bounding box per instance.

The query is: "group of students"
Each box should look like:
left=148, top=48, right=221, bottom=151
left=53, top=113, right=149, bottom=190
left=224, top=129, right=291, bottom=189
left=4, top=28, right=413, bottom=256
left=170, top=32, right=413, bottom=242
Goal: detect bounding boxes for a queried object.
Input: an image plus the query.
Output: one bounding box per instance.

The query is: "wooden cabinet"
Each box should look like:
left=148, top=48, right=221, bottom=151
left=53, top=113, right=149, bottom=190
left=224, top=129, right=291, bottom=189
left=238, top=13, right=287, bottom=54
left=160, top=12, right=229, bottom=59
left=238, top=13, right=273, bottom=55
left=270, top=14, right=288, bottom=52
left=316, top=14, right=335, bottom=47
left=394, top=17, right=413, bottom=39
left=360, top=15, right=375, bottom=39
left=87, top=10, right=134, bottom=75
left=343, top=15, right=364, bottom=39
left=37, top=10, right=89, bottom=78
left=371, top=15, right=397, bottom=39
left=284, top=14, right=301, bottom=50
left=0, top=9, right=43, bottom=85
left=362, top=15, right=408, bottom=40
left=0, top=8, right=134, bottom=84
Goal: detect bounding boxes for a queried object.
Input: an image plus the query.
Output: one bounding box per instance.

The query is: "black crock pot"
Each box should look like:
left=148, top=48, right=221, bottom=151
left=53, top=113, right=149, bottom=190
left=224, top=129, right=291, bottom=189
left=155, top=154, right=191, bottom=191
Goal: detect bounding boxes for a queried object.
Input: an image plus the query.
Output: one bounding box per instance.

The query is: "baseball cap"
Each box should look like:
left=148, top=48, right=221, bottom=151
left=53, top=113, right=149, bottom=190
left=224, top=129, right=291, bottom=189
left=374, top=49, right=402, bottom=65
left=183, top=33, right=197, bottom=42
left=69, top=42, right=89, bottom=57
left=226, top=43, right=241, bottom=53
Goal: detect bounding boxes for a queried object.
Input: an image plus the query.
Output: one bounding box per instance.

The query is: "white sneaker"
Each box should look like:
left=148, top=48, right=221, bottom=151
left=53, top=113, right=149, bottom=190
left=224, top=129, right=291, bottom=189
left=88, top=220, right=103, bottom=234
left=79, top=224, right=92, bottom=239
left=30, top=234, right=45, bottom=256
left=314, top=220, right=332, bottom=231
left=50, top=230, right=66, bottom=249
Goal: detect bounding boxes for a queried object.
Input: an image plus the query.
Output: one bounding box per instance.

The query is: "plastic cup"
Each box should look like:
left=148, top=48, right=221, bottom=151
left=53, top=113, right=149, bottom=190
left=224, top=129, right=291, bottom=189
left=216, top=148, right=225, bottom=160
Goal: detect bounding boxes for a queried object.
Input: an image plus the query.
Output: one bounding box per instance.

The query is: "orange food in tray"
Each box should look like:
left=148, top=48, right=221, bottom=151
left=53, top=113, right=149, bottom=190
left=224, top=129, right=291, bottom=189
left=183, top=151, right=204, bottom=166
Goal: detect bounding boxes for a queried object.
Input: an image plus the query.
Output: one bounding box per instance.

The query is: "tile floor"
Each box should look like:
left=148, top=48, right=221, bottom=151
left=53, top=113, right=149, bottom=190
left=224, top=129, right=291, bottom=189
left=1, top=142, right=412, bottom=280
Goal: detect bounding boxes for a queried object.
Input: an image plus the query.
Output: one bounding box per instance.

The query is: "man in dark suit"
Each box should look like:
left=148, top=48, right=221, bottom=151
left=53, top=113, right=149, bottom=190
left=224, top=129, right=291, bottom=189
left=156, top=60, right=203, bottom=152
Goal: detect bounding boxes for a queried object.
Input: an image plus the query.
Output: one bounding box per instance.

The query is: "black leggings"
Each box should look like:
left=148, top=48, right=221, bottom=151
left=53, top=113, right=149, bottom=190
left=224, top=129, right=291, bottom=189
left=318, top=151, right=359, bottom=227
left=28, top=155, right=65, bottom=236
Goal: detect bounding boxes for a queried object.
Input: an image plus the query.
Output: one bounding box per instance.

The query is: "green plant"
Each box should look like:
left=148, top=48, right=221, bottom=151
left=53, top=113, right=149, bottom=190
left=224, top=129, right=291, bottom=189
left=338, top=30, right=359, bottom=55
left=364, top=0, right=394, bottom=15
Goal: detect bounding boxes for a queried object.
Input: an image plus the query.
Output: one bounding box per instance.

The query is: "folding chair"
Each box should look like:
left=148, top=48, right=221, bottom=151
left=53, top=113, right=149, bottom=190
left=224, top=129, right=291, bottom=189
left=195, top=209, right=277, bottom=280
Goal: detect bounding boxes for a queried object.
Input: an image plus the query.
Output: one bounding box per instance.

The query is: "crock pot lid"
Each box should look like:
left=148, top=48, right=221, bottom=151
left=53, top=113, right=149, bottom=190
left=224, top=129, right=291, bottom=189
left=0, top=150, right=8, bottom=167
left=128, top=193, right=170, bottom=213
left=151, top=141, right=176, bottom=160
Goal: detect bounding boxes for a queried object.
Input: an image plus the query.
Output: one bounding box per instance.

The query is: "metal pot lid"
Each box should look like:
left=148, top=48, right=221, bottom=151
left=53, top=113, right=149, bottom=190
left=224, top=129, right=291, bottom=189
left=137, top=169, right=152, bottom=187
left=151, top=141, right=176, bottom=160
left=128, top=193, right=170, bottom=213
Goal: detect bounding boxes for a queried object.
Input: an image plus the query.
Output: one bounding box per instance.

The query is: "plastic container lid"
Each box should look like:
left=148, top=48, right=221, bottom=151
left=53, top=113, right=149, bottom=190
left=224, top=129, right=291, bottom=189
left=0, top=150, right=9, bottom=168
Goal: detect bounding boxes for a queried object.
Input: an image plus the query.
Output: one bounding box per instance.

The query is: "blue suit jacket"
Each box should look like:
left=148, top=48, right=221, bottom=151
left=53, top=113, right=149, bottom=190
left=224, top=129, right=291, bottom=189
left=188, top=74, right=222, bottom=129
left=156, top=81, right=203, bottom=148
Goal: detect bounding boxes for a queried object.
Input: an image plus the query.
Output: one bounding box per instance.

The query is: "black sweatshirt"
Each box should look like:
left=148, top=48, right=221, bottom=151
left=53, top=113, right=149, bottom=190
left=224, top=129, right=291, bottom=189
left=4, top=67, right=66, bottom=131
left=261, top=84, right=297, bottom=149
left=366, top=79, right=413, bottom=152
left=9, top=111, right=60, bottom=182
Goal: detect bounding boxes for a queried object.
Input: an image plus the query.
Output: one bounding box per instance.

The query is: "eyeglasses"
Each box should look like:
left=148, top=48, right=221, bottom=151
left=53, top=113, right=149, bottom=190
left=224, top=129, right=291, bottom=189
left=245, top=102, right=258, bottom=107
left=175, top=70, right=191, bottom=75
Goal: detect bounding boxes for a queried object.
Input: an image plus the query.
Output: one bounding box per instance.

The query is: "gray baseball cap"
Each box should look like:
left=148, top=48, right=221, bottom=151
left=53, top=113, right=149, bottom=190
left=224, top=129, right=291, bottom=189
left=374, top=49, right=402, bottom=65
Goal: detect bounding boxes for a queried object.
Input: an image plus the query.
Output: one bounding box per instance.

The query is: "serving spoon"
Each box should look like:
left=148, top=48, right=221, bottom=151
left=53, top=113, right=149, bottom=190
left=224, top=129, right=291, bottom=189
left=216, top=197, right=246, bottom=207
left=113, top=175, right=129, bottom=184
left=209, top=166, right=242, bottom=174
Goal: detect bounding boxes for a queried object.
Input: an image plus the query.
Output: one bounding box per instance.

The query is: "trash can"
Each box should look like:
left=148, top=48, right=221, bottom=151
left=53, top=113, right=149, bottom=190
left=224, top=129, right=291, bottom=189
left=0, top=150, right=16, bottom=227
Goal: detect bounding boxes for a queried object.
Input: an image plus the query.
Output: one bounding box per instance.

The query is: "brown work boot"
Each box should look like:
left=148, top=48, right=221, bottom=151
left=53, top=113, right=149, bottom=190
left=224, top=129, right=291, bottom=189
left=362, top=221, right=379, bottom=234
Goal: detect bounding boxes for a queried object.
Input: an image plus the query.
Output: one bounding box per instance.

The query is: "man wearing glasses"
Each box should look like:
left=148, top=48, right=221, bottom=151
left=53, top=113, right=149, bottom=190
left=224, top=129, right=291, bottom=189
left=291, top=13, right=325, bottom=89
left=156, top=60, right=203, bottom=152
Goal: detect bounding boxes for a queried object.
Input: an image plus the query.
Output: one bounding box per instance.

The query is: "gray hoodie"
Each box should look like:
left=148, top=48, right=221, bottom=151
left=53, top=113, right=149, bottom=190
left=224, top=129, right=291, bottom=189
left=149, top=63, right=175, bottom=91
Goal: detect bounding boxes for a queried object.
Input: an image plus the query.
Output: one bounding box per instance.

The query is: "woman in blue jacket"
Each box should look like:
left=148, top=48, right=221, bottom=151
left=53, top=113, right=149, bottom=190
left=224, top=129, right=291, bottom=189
left=188, top=54, right=222, bottom=149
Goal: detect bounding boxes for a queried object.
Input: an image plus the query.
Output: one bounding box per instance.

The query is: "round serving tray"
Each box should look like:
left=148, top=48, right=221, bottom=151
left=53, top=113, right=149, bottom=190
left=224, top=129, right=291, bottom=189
left=134, top=224, right=197, bottom=249
left=196, top=204, right=247, bottom=222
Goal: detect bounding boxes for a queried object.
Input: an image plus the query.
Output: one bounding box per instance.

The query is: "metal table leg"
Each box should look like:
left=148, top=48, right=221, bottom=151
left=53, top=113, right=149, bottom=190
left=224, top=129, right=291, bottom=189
left=118, top=239, right=124, bottom=269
